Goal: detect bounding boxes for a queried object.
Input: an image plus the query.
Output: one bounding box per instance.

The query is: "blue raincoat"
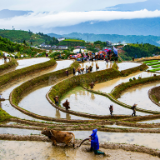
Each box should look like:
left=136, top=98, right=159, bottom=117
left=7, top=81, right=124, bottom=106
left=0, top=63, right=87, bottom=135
left=91, top=129, right=99, bottom=150
left=113, top=47, right=118, bottom=57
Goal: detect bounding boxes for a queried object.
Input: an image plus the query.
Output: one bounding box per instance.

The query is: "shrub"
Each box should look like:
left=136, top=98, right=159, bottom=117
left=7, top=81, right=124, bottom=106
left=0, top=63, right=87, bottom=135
left=133, top=77, right=136, bottom=80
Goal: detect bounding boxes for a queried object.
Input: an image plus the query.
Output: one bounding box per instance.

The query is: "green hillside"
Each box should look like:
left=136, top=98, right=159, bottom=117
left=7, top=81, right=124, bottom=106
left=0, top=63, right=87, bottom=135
left=59, top=39, right=85, bottom=46
left=0, top=30, right=58, bottom=46
left=0, top=35, right=46, bottom=58
left=123, top=43, right=160, bottom=58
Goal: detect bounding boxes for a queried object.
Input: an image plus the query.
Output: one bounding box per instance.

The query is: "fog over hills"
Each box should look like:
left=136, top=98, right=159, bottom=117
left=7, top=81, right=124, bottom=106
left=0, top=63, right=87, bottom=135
left=48, top=32, right=160, bottom=47
left=48, top=18, right=160, bottom=36
left=0, top=0, right=160, bottom=42
left=104, top=0, right=160, bottom=11
left=0, top=9, right=32, bottom=19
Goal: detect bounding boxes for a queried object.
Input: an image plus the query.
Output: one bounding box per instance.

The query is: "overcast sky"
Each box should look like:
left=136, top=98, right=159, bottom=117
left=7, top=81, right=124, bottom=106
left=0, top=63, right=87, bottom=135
left=0, top=0, right=147, bottom=12
left=0, top=0, right=159, bottom=33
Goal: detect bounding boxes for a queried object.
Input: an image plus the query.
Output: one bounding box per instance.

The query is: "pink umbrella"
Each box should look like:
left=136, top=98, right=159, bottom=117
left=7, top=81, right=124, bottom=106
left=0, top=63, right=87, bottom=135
left=77, top=53, right=81, bottom=58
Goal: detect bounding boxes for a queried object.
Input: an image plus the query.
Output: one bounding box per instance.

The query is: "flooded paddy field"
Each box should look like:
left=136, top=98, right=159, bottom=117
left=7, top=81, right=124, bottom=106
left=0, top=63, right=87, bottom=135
left=16, top=58, right=50, bottom=70
left=72, top=131, right=160, bottom=150
left=0, top=60, right=78, bottom=121
left=1, top=59, right=160, bottom=160
left=138, top=119, right=160, bottom=124
left=0, top=128, right=40, bottom=135
left=50, top=60, right=73, bottom=72
left=19, top=86, right=91, bottom=120
left=77, top=61, right=141, bottom=74
left=117, top=62, right=141, bottom=71
left=0, top=141, right=158, bottom=160
left=93, top=71, right=157, bottom=93
left=60, top=87, right=149, bottom=116
left=0, top=58, right=53, bottom=76
left=1, top=129, right=160, bottom=150
left=118, top=81, right=160, bottom=112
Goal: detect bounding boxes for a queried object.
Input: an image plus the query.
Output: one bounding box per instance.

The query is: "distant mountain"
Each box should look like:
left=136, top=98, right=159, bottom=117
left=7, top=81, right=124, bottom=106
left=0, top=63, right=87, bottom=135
left=48, top=32, right=160, bottom=46
left=47, top=33, right=62, bottom=39
left=48, top=17, right=160, bottom=36
left=104, top=0, right=160, bottom=11
left=0, top=9, right=32, bottom=19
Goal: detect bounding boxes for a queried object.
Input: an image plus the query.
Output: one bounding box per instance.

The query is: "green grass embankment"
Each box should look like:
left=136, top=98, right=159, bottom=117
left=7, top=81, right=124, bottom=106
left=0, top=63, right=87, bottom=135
left=149, top=68, right=160, bottom=72
left=143, top=60, right=159, bottom=64
left=0, top=58, right=56, bottom=87
left=0, top=108, right=12, bottom=122
left=111, top=75, right=160, bottom=99
left=0, top=58, right=18, bottom=74
left=11, top=61, right=79, bottom=105
left=147, top=62, right=160, bottom=66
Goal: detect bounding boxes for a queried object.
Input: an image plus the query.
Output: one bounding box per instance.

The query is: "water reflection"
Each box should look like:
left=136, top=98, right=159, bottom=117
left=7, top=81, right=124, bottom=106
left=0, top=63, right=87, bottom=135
left=1, top=60, right=85, bottom=121
left=93, top=71, right=159, bottom=93
left=118, top=81, right=160, bottom=112
left=61, top=87, right=149, bottom=116
left=56, top=109, right=60, bottom=119
left=77, top=61, right=141, bottom=75
left=19, top=86, right=90, bottom=120
left=16, top=58, right=50, bottom=70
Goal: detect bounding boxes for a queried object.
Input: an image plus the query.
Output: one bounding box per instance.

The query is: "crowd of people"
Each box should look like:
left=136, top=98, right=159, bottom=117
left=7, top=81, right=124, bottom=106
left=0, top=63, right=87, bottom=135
left=76, top=49, right=118, bottom=63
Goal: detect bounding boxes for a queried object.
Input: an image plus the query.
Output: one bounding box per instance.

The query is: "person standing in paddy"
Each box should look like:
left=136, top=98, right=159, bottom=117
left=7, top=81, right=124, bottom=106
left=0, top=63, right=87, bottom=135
left=89, top=129, right=108, bottom=156
left=109, top=105, right=113, bottom=116
left=131, top=104, right=137, bottom=116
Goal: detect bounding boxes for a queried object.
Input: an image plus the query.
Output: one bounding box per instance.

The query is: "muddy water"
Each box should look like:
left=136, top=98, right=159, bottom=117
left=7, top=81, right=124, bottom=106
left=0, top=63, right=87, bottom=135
left=72, top=131, right=160, bottom=150
left=78, top=61, right=113, bottom=73
left=18, top=60, right=90, bottom=120
left=0, top=141, right=158, bottom=160
left=0, top=128, right=40, bottom=135
left=60, top=87, right=149, bottom=116
left=139, top=119, right=160, bottom=124
left=0, top=60, right=75, bottom=121
left=118, top=81, right=160, bottom=112
left=19, top=85, right=90, bottom=120
left=93, top=71, right=156, bottom=93
left=16, top=58, right=50, bottom=70
left=117, top=62, right=141, bottom=71
left=0, top=58, right=51, bottom=76
left=49, top=60, right=73, bottom=72
left=0, top=58, right=9, bottom=65
left=77, top=61, right=141, bottom=74
left=1, top=128, right=160, bottom=150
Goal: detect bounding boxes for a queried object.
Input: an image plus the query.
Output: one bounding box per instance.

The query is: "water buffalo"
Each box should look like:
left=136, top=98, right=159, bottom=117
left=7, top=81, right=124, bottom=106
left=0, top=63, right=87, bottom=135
left=41, top=128, right=75, bottom=148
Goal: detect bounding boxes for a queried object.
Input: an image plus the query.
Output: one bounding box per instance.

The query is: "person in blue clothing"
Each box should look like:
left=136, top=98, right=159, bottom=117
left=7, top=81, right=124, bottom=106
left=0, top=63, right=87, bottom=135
left=89, top=129, right=105, bottom=155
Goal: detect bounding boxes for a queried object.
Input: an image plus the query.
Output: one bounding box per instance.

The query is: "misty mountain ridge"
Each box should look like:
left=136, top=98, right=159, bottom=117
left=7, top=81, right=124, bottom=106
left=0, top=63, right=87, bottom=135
left=104, top=0, right=160, bottom=11
left=0, top=9, right=32, bottom=19
left=48, top=18, right=160, bottom=36
left=48, top=32, right=160, bottom=47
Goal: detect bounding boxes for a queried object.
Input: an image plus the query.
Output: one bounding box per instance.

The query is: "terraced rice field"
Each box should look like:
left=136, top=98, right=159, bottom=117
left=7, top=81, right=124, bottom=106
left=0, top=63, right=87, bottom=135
left=1, top=59, right=160, bottom=159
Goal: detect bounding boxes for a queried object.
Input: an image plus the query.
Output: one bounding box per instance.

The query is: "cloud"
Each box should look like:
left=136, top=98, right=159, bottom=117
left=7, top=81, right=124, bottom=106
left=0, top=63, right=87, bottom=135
left=0, top=0, right=147, bottom=12
left=0, top=9, right=160, bottom=31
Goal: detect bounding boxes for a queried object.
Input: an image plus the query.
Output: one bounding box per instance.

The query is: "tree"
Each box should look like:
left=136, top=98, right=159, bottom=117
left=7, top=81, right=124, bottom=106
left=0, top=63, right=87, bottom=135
left=23, top=40, right=26, bottom=45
